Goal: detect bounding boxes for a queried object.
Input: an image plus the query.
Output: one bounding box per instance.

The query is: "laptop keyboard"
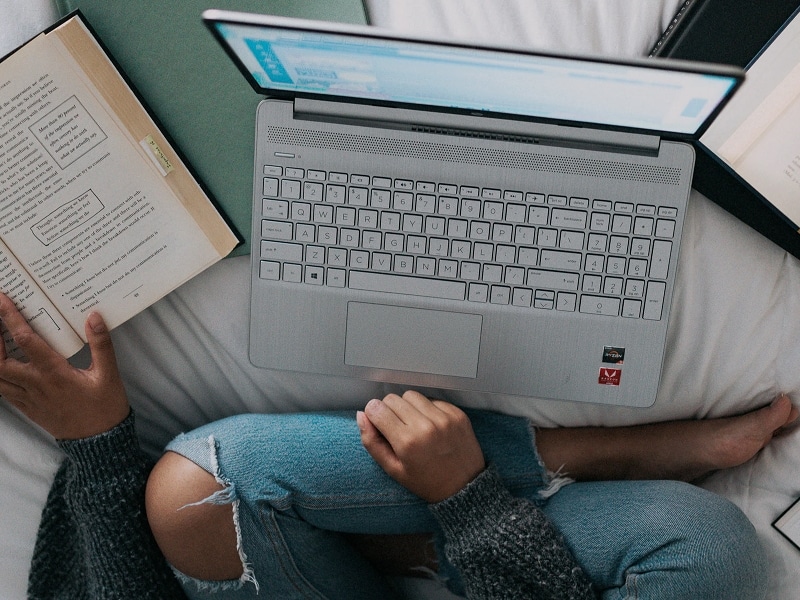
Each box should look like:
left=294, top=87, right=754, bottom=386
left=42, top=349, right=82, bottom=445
left=258, top=165, right=678, bottom=320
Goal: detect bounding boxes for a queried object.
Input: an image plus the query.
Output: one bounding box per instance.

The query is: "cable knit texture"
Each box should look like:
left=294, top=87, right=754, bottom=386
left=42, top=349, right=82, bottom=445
left=430, top=465, right=596, bottom=600
left=27, top=412, right=186, bottom=599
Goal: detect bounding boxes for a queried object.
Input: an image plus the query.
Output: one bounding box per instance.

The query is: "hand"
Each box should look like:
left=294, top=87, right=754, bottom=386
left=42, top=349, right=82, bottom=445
left=357, top=390, right=486, bottom=503
left=0, top=293, right=130, bottom=440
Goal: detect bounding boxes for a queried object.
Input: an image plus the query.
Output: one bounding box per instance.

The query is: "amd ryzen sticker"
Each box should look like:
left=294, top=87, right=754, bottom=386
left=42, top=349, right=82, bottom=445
left=598, top=368, right=622, bottom=386
left=602, top=346, right=625, bottom=364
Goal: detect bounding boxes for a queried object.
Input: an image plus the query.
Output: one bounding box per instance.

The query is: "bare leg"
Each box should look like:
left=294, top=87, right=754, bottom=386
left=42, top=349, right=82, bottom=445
left=537, top=394, right=799, bottom=482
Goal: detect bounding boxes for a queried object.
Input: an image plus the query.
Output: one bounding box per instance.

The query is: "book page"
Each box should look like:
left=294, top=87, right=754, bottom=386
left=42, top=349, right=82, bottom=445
left=0, top=239, right=83, bottom=358
left=0, top=20, right=230, bottom=343
left=702, top=12, right=800, bottom=227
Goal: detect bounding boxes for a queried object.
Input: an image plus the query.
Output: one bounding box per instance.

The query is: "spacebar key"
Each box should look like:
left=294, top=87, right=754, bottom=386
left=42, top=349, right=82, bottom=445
left=349, top=271, right=466, bottom=300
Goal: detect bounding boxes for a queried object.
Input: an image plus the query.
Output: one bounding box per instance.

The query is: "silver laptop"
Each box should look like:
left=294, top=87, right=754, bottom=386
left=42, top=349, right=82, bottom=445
left=203, top=10, right=743, bottom=407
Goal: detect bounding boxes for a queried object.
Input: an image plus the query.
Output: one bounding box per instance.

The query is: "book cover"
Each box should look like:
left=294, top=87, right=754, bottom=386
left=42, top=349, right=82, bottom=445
left=650, top=0, right=800, bottom=260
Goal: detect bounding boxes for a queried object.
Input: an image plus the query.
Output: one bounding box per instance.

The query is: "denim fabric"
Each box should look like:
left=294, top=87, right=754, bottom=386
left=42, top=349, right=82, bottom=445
left=164, top=410, right=767, bottom=600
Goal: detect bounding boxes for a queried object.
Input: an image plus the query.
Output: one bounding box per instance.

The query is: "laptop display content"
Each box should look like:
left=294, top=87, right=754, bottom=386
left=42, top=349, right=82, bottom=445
left=203, top=10, right=743, bottom=407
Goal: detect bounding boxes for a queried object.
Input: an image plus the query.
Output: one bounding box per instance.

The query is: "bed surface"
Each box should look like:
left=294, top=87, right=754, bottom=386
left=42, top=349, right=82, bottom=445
left=2, top=1, right=799, bottom=598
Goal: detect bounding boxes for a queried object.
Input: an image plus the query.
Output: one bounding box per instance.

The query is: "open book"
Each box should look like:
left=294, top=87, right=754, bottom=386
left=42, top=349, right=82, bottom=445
left=0, top=12, right=240, bottom=357
left=700, top=8, right=800, bottom=232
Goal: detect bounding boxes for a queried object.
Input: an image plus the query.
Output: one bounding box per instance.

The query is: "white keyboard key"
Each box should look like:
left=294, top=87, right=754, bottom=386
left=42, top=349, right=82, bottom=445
left=282, top=263, right=302, bottom=283
left=630, top=238, right=651, bottom=257
left=528, top=206, right=549, bottom=225
left=317, top=226, right=337, bottom=245
left=340, top=229, right=360, bottom=247
left=259, top=260, right=280, bottom=280
left=559, top=230, right=585, bottom=250
left=326, top=184, right=346, bottom=204
left=305, top=265, right=324, bottom=285
left=263, top=177, right=279, bottom=197
left=634, top=216, right=654, bottom=236
left=650, top=240, right=672, bottom=279
left=372, top=253, right=392, bottom=272
left=261, top=221, right=292, bottom=241
left=460, top=262, right=481, bottom=280
left=526, top=269, right=579, bottom=291
left=263, top=190, right=287, bottom=213
left=656, top=219, right=676, bottom=238
left=518, top=248, right=538, bottom=266
left=327, top=268, right=346, bottom=287
left=540, top=249, right=582, bottom=270
left=551, top=208, right=588, bottom=229
left=556, top=292, right=577, bottom=312
left=281, top=179, right=301, bottom=199
left=415, top=256, right=436, bottom=276
left=611, top=214, right=632, bottom=234
left=490, top=286, right=511, bottom=305
left=439, top=260, right=459, bottom=278
left=468, top=282, right=489, bottom=302
left=328, top=248, right=347, bottom=267
left=483, top=201, right=504, bottom=220
left=579, top=295, right=620, bottom=316
left=349, top=271, right=466, bottom=300
left=643, top=281, right=666, bottom=320
left=303, top=182, right=323, bottom=201
left=512, top=288, right=533, bottom=307
left=348, top=187, right=368, bottom=206
left=291, top=202, right=311, bottom=221
left=305, top=245, right=325, bottom=264
left=590, top=212, right=610, bottom=232
left=313, top=204, right=333, bottom=224
left=622, top=298, right=642, bottom=318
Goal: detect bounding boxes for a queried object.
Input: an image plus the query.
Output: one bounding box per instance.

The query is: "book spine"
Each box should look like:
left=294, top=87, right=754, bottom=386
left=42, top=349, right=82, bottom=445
left=649, top=0, right=703, bottom=57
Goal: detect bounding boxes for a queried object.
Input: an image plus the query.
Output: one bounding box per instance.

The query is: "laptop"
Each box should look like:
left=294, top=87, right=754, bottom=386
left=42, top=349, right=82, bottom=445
left=203, top=10, right=743, bottom=407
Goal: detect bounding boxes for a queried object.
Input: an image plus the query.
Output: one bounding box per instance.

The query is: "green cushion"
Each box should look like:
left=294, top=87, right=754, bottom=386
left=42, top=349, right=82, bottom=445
left=57, top=1, right=367, bottom=255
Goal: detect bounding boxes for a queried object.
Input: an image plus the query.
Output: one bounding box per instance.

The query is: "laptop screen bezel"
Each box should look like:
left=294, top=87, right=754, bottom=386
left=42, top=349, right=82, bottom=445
left=202, top=10, right=745, bottom=140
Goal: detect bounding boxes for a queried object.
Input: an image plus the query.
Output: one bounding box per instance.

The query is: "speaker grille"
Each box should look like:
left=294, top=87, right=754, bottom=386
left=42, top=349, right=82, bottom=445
left=268, top=126, right=682, bottom=185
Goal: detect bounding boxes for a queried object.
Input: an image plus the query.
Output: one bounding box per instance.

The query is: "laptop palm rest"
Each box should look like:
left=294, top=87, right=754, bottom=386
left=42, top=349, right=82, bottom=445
left=344, top=302, right=482, bottom=378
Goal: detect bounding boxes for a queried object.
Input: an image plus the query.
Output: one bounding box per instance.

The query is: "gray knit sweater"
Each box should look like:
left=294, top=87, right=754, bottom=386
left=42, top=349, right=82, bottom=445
left=27, top=414, right=595, bottom=599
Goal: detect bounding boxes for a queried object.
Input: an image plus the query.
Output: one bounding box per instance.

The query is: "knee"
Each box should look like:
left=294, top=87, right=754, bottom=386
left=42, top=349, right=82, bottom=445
left=671, top=484, right=768, bottom=599
left=145, top=451, right=243, bottom=581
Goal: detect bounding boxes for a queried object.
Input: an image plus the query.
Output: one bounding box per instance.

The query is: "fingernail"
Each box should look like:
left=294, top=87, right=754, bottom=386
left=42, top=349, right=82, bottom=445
left=356, top=410, right=366, bottom=431
left=88, top=312, right=106, bottom=333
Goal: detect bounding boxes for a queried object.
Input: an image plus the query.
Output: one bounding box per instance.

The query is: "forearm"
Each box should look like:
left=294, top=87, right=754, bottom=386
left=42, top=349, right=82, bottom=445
left=430, top=465, right=595, bottom=600
left=30, top=413, right=185, bottom=599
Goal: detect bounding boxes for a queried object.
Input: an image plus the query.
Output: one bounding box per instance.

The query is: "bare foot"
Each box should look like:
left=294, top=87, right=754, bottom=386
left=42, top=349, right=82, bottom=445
left=537, top=395, right=799, bottom=483
left=702, top=394, right=799, bottom=474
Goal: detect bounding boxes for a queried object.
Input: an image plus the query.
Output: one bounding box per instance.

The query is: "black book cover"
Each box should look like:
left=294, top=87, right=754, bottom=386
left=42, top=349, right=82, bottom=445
left=651, top=0, right=800, bottom=259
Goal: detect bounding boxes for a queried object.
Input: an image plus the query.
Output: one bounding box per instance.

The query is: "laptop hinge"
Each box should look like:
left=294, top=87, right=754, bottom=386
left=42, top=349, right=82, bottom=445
left=294, top=98, right=661, bottom=156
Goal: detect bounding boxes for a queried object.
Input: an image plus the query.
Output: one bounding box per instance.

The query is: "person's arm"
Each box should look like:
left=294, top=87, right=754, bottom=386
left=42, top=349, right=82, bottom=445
left=0, top=293, right=185, bottom=599
left=358, top=390, right=595, bottom=600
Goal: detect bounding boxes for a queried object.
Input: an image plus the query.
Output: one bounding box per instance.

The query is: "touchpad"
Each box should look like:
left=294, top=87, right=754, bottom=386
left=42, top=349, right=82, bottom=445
left=344, top=302, right=482, bottom=378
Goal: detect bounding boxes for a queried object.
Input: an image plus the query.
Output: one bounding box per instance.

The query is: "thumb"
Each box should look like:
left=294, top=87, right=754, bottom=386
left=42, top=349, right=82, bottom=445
left=84, top=312, right=118, bottom=377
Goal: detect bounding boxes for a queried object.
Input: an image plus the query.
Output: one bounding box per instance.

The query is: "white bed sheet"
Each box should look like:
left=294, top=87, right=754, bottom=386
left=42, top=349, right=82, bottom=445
left=1, top=1, right=800, bottom=599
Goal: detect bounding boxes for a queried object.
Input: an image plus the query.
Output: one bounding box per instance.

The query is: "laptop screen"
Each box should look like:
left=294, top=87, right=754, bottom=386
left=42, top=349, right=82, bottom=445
left=204, top=11, right=743, bottom=137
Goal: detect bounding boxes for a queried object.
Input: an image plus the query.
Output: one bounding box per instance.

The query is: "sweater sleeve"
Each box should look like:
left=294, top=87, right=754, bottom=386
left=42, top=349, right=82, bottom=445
left=27, top=412, right=187, bottom=600
left=429, top=465, right=596, bottom=600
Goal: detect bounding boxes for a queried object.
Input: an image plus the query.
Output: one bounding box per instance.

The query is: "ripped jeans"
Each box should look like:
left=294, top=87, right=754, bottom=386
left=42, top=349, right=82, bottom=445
left=164, top=410, right=768, bottom=600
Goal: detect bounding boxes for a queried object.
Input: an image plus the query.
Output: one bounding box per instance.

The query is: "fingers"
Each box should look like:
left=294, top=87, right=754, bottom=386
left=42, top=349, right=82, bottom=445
left=0, top=293, right=54, bottom=365
left=357, top=407, right=402, bottom=474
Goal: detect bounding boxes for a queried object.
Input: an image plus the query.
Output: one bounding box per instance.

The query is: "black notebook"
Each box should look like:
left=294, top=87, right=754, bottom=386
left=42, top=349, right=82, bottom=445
left=652, top=1, right=800, bottom=260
